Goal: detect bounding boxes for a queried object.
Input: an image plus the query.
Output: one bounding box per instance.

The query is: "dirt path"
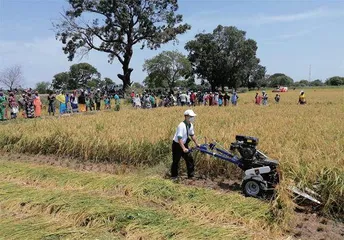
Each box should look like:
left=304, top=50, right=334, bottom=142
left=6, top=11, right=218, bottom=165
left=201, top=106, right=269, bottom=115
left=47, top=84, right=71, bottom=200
left=1, top=151, right=343, bottom=240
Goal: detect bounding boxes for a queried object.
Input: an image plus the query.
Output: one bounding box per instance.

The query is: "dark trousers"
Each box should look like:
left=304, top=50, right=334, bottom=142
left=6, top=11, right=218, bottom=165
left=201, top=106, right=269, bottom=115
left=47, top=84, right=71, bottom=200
left=171, top=141, right=194, bottom=178
left=96, top=102, right=101, bottom=110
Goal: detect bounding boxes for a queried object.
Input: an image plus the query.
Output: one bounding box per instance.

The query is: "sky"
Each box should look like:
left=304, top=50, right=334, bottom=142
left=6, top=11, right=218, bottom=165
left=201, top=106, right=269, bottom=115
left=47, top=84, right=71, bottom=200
left=0, top=0, right=344, bottom=88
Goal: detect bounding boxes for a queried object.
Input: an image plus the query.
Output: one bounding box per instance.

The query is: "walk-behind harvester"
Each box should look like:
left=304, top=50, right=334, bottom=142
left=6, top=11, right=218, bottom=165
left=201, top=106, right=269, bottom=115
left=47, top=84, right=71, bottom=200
left=192, top=135, right=321, bottom=204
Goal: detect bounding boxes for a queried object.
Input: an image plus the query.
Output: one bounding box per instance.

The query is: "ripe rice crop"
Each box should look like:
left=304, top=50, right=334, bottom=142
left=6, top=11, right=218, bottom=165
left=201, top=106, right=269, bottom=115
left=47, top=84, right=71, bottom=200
left=0, top=88, right=343, bottom=219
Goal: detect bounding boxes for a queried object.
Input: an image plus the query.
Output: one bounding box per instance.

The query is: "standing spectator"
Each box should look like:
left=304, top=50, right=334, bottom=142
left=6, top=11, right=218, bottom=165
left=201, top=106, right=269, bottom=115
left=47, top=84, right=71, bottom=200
left=65, top=93, right=72, bottom=113
left=190, top=91, right=196, bottom=106
left=134, top=94, right=142, bottom=108
left=78, top=90, right=86, bottom=112
left=262, top=91, right=268, bottom=105
left=48, top=92, right=56, bottom=116
left=25, top=92, right=35, bottom=118
left=8, top=92, right=19, bottom=119
left=94, top=89, right=101, bottom=111
left=224, top=92, right=230, bottom=106
left=255, top=92, right=261, bottom=105
left=179, top=92, right=187, bottom=106
left=114, top=93, right=120, bottom=111
left=231, top=92, right=239, bottom=106
left=104, top=95, right=111, bottom=109
left=33, top=91, right=42, bottom=117
left=0, top=91, right=6, bottom=121
left=70, top=90, right=78, bottom=113
left=18, top=93, right=26, bottom=118
left=209, top=92, right=214, bottom=106
left=203, top=92, right=208, bottom=106
left=214, top=92, right=219, bottom=106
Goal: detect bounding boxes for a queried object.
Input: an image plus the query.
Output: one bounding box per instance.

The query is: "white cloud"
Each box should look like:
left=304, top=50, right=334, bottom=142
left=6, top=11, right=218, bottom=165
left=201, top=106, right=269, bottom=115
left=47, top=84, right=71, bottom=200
left=253, top=7, right=344, bottom=25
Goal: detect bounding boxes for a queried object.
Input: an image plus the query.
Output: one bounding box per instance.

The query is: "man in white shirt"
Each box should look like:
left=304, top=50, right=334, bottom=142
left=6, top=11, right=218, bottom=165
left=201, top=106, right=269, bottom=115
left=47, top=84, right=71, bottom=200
left=171, top=109, right=199, bottom=179
left=179, top=92, right=187, bottom=106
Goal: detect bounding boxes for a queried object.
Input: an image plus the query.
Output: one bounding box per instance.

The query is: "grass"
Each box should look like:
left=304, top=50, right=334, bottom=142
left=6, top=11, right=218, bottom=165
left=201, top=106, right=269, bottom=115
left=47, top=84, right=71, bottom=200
left=0, top=88, right=343, bottom=237
left=0, top=158, right=281, bottom=239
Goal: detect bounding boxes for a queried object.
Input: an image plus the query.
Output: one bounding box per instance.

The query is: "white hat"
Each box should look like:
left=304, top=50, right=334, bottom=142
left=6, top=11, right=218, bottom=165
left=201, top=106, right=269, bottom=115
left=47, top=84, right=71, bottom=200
left=184, top=109, right=197, bottom=117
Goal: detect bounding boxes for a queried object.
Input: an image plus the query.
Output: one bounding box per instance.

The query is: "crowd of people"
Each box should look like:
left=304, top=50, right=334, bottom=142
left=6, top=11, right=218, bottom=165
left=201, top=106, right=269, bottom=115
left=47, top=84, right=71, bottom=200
left=130, top=90, right=241, bottom=108
left=0, top=88, right=121, bottom=121
left=0, top=88, right=307, bottom=121
left=0, top=89, right=42, bottom=120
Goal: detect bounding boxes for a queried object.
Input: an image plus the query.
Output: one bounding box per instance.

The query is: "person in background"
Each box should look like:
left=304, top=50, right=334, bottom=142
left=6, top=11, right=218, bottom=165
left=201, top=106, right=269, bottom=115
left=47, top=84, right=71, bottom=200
left=224, top=92, right=230, bottom=106
left=78, top=90, right=86, bottom=112
left=274, top=94, right=280, bottom=104
left=209, top=92, right=213, bottom=106
left=190, top=91, right=196, bottom=106
left=19, top=93, right=26, bottom=118
left=114, top=93, right=120, bottom=111
left=218, top=96, right=223, bottom=106
left=171, top=109, right=199, bottom=180
left=179, top=92, right=187, bottom=106
left=0, top=91, right=6, bottom=121
left=25, top=92, right=35, bottom=118
left=255, top=92, right=261, bottom=105
left=48, top=92, right=56, bottom=116
left=65, top=93, right=72, bottom=114
left=262, top=91, right=268, bottom=106
left=134, top=94, right=141, bottom=108
left=298, top=90, right=306, bottom=105
left=104, top=95, right=110, bottom=109
left=94, top=89, right=101, bottom=111
left=203, top=92, right=208, bottom=106
left=149, top=94, right=155, bottom=108
left=85, top=93, right=92, bottom=111
left=70, top=90, right=78, bottom=113
left=33, top=91, right=42, bottom=117
left=89, top=93, right=95, bottom=111
left=130, top=91, right=135, bottom=107
left=8, top=92, right=19, bottom=119
left=231, top=92, right=239, bottom=106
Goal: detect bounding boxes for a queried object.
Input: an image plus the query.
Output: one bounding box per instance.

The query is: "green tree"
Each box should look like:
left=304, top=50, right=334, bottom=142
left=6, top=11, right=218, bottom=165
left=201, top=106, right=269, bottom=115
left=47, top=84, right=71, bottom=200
left=185, top=25, right=261, bottom=91
left=268, top=73, right=294, bottom=87
left=35, top=81, right=51, bottom=94
left=54, top=0, right=190, bottom=90
left=103, top=77, right=114, bottom=87
left=310, top=79, right=324, bottom=86
left=325, top=76, right=344, bottom=86
left=298, top=80, right=310, bottom=87
left=52, top=72, right=70, bottom=90
left=248, top=65, right=266, bottom=89
left=132, top=82, right=144, bottom=89
left=143, top=51, right=192, bottom=90
left=52, top=63, right=100, bottom=90
left=69, top=63, right=100, bottom=89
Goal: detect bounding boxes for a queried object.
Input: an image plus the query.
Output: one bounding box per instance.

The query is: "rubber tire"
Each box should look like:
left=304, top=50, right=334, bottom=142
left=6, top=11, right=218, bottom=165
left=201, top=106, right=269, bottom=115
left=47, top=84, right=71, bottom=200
left=242, top=179, right=262, bottom=197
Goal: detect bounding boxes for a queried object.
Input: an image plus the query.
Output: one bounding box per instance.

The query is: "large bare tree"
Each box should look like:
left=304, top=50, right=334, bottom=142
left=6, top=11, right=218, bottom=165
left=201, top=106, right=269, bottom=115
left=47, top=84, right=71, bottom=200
left=0, top=65, right=24, bottom=90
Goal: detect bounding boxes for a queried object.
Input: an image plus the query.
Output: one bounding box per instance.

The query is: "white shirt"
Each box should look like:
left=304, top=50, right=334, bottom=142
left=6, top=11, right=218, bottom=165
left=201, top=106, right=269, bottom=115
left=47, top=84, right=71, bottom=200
left=173, top=121, right=195, bottom=144
left=179, top=94, right=187, bottom=102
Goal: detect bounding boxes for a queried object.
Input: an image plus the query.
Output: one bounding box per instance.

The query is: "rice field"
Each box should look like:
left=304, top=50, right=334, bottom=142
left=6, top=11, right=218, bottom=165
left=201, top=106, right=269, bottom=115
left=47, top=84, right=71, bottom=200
left=0, top=88, right=343, bottom=239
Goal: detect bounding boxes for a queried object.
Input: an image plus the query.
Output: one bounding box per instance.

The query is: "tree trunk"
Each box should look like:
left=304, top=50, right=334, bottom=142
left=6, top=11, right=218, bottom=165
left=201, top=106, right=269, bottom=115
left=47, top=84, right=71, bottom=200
left=117, top=63, right=133, bottom=91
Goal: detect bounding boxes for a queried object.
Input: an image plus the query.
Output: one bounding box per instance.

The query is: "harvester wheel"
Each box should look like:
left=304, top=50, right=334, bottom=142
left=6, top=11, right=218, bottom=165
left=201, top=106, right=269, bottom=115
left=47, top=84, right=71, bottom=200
left=242, top=180, right=262, bottom=197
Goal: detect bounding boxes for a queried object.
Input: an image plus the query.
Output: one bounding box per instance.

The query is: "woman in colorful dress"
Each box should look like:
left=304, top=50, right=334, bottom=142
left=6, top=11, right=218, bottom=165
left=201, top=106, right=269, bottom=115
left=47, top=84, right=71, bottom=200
left=25, top=92, right=35, bottom=118
left=33, top=91, right=42, bottom=117
left=8, top=92, right=19, bottom=119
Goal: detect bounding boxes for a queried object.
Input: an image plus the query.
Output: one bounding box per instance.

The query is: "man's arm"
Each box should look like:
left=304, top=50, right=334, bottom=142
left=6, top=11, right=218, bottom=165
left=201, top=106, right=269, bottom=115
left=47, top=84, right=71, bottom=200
left=191, top=135, right=199, bottom=147
left=178, top=138, right=189, bottom=153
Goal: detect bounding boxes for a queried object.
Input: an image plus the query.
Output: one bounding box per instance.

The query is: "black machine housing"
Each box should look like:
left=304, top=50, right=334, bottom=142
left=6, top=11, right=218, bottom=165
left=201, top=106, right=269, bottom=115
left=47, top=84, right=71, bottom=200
left=230, top=135, right=280, bottom=194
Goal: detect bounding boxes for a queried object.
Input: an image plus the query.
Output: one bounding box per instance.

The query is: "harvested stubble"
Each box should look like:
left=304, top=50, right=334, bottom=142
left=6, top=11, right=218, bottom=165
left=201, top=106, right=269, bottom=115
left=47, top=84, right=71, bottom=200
left=0, top=159, right=280, bottom=239
left=0, top=88, right=343, bottom=219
